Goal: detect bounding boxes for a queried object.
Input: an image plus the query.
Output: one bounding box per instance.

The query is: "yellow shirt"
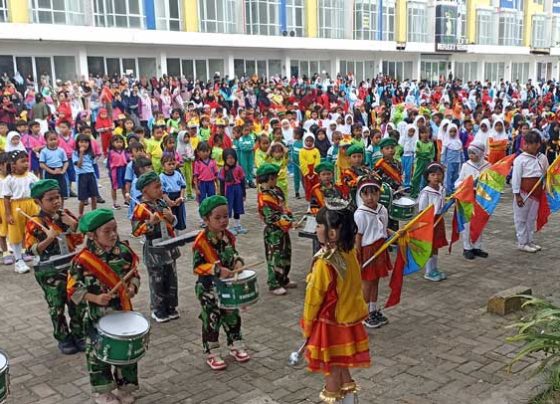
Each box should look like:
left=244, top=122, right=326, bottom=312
left=146, top=138, right=163, bottom=173
left=299, top=147, right=321, bottom=176
left=0, top=135, right=5, bottom=152
left=254, top=149, right=267, bottom=168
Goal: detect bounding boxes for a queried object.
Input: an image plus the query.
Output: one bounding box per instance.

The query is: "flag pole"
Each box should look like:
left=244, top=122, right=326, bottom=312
left=521, top=176, right=544, bottom=204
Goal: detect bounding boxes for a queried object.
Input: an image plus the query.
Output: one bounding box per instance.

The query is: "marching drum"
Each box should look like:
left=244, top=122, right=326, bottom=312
left=379, top=183, right=393, bottom=209
left=215, top=270, right=259, bottom=309
left=0, top=350, right=8, bottom=404
left=35, top=252, right=77, bottom=272
left=93, top=312, right=150, bottom=365
left=297, top=215, right=317, bottom=240
left=151, top=230, right=198, bottom=248
left=389, top=197, right=417, bottom=221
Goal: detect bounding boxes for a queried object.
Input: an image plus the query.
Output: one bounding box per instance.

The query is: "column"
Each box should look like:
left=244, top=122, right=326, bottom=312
left=343, top=0, right=353, bottom=40
left=77, top=47, right=89, bottom=79
left=158, top=51, right=167, bottom=76
left=284, top=55, right=292, bottom=78
left=505, top=59, right=512, bottom=82
left=395, top=0, right=407, bottom=42
left=306, top=0, right=318, bottom=38
left=8, top=0, right=29, bottom=23
left=226, top=53, right=235, bottom=78
left=183, top=0, right=198, bottom=32
left=144, top=0, right=156, bottom=30
left=466, top=0, right=476, bottom=44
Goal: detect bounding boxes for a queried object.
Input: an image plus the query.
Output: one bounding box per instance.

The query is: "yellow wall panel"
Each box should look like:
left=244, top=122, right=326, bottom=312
left=183, top=0, right=199, bottom=32
left=306, top=0, right=318, bottom=38
left=8, top=0, right=29, bottom=23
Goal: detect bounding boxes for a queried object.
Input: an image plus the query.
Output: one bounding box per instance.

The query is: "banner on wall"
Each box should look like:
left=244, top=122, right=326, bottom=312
left=554, top=0, right=560, bottom=14
left=435, top=4, right=467, bottom=52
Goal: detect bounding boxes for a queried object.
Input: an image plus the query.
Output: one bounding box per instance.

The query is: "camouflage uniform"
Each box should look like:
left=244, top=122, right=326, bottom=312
left=258, top=187, right=293, bottom=290
left=67, top=239, right=141, bottom=394
left=192, top=229, right=244, bottom=353
left=309, top=183, right=343, bottom=253
left=374, top=159, right=403, bottom=231
left=24, top=210, right=85, bottom=343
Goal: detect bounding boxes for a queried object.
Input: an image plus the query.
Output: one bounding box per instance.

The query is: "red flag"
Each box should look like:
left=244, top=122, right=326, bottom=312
left=448, top=176, right=475, bottom=252
left=537, top=189, right=550, bottom=232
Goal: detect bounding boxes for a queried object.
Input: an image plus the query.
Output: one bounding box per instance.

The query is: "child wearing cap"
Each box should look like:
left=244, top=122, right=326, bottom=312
left=25, top=179, right=85, bottom=355
left=339, top=144, right=369, bottom=203
left=68, top=209, right=141, bottom=404
left=374, top=137, right=404, bottom=231
left=257, top=163, right=296, bottom=296
left=300, top=132, right=320, bottom=201
left=192, top=195, right=250, bottom=370
left=132, top=171, right=180, bottom=323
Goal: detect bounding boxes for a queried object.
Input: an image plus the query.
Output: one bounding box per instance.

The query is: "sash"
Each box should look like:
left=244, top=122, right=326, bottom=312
left=25, top=212, right=84, bottom=252
left=193, top=230, right=236, bottom=270
left=374, top=159, right=402, bottom=184
left=132, top=202, right=175, bottom=238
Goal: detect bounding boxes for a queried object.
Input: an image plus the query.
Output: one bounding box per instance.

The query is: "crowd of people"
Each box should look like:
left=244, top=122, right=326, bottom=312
left=1, top=69, right=558, bottom=404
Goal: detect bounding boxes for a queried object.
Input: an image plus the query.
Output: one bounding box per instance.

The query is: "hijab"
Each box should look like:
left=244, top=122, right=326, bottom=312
left=314, top=129, right=331, bottom=158
left=6, top=131, right=25, bottom=152
left=443, top=123, right=462, bottom=150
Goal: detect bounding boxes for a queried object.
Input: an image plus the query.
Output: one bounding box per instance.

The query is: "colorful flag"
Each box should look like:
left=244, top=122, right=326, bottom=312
left=386, top=205, right=435, bottom=308
left=545, top=155, right=560, bottom=213
left=449, top=176, right=475, bottom=251
left=470, top=154, right=516, bottom=243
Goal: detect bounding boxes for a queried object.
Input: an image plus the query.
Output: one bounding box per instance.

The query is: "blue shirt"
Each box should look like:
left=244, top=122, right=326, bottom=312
left=124, top=161, right=135, bottom=183
left=127, top=176, right=142, bottom=219
left=160, top=170, right=186, bottom=194
left=39, top=147, right=67, bottom=168
left=72, top=151, right=95, bottom=174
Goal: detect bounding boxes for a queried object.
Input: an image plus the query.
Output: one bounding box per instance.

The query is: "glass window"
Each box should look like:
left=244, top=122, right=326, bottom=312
left=53, top=56, right=76, bottom=81
left=511, top=62, right=529, bottom=83
left=122, top=58, right=136, bottom=77
left=155, top=0, right=182, bottom=31
left=138, top=58, right=156, bottom=78
left=382, top=61, right=412, bottom=81
left=498, top=10, right=523, bottom=46
left=94, top=0, right=144, bottom=29
left=286, top=0, right=304, bottom=37
left=208, top=59, right=225, bottom=78
left=408, top=2, right=428, bottom=42
left=182, top=59, right=194, bottom=79
left=484, top=62, right=504, bottom=83
left=269, top=59, right=282, bottom=76
left=16, top=57, right=33, bottom=81
left=245, top=0, right=281, bottom=36
left=106, top=58, right=121, bottom=77
left=0, top=0, right=8, bottom=22
left=199, top=0, right=236, bottom=33
left=553, top=17, right=560, bottom=48
left=532, top=15, right=548, bottom=48
left=31, top=0, right=85, bottom=25
left=87, top=57, right=105, bottom=77
left=476, top=9, right=494, bottom=45
left=354, top=0, right=376, bottom=40
left=454, top=62, right=477, bottom=82
left=0, top=56, right=14, bottom=77
left=167, top=58, right=181, bottom=76
left=318, top=0, right=344, bottom=39
left=382, top=0, right=395, bottom=41
left=234, top=59, right=245, bottom=77
left=195, top=59, right=208, bottom=82
left=421, top=61, right=447, bottom=82
left=35, top=57, right=53, bottom=85
left=537, top=62, right=552, bottom=80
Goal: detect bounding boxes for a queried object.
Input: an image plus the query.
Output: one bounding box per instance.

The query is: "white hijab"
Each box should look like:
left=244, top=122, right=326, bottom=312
left=443, top=123, right=462, bottom=151
left=6, top=131, right=25, bottom=152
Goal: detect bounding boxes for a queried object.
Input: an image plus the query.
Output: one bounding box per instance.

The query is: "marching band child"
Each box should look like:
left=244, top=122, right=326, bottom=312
left=300, top=132, right=320, bottom=201
left=68, top=209, right=141, bottom=404
left=107, top=135, right=128, bottom=210
left=192, top=195, right=250, bottom=370
left=160, top=155, right=186, bottom=231
left=257, top=163, right=295, bottom=296
left=512, top=130, right=549, bottom=253
left=127, top=156, right=152, bottom=221
left=218, top=148, right=247, bottom=235
left=375, top=137, right=403, bottom=231
left=302, top=205, right=370, bottom=404
left=418, top=162, right=448, bottom=282
left=309, top=162, right=342, bottom=215
left=132, top=171, right=180, bottom=323
left=25, top=179, right=84, bottom=354
left=354, top=176, right=392, bottom=329
left=339, top=144, right=368, bottom=202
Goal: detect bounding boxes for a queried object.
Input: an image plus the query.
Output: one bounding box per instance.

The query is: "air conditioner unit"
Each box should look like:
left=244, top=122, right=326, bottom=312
left=396, top=42, right=406, bottom=50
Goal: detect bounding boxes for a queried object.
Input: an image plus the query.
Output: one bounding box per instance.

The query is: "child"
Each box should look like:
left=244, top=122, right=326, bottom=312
left=73, top=134, right=99, bottom=216
left=455, top=141, right=490, bottom=260
left=512, top=130, right=549, bottom=253
left=146, top=124, right=165, bottom=174
left=194, top=141, right=218, bottom=213
left=167, top=108, right=182, bottom=138
left=267, top=142, right=289, bottom=199
left=177, top=128, right=197, bottom=200
left=3, top=150, right=39, bottom=273
left=192, top=195, right=250, bottom=370
left=127, top=156, right=152, bottom=221
left=400, top=124, right=418, bottom=188
left=211, top=133, right=225, bottom=170
left=161, top=134, right=182, bottom=166
left=218, top=148, right=247, bottom=235
left=488, top=119, right=508, bottom=164
left=0, top=121, right=8, bottom=152
left=79, top=125, right=106, bottom=204
left=300, top=132, right=320, bottom=201
left=94, top=108, right=114, bottom=158
left=39, top=131, right=69, bottom=200
left=199, top=115, right=211, bottom=142
left=57, top=121, right=77, bottom=197
left=441, top=123, right=464, bottom=195
left=418, top=162, right=448, bottom=282
left=0, top=153, right=12, bottom=264
left=107, top=135, right=128, bottom=210
left=354, top=176, right=392, bottom=329
left=235, top=123, right=255, bottom=188
left=374, top=137, right=403, bottom=231
left=339, top=144, right=368, bottom=203
left=410, top=126, right=435, bottom=198
left=132, top=171, right=180, bottom=322
left=365, top=129, right=382, bottom=168
left=68, top=209, right=141, bottom=404
left=301, top=205, right=370, bottom=404
left=460, top=119, right=475, bottom=160
left=25, top=179, right=85, bottom=354
left=326, top=131, right=341, bottom=167
left=291, top=127, right=303, bottom=198
left=160, top=155, right=186, bottom=231
left=6, top=131, right=25, bottom=153
left=254, top=134, right=270, bottom=170
left=257, top=163, right=295, bottom=296
left=23, top=120, right=45, bottom=178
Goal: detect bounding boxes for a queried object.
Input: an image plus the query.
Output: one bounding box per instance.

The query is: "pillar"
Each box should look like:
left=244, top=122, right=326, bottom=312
left=183, top=0, right=198, bottom=32
left=77, top=47, right=89, bottom=79
left=306, top=0, right=318, bottom=38
left=158, top=51, right=167, bottom=76
left=8, top=0, right=29, bottom=23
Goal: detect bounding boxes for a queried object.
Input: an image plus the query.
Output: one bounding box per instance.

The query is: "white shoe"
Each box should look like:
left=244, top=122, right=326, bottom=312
left=14, top=259, right=29, bottom=274
left=270, top=287, right=287, bottom=296
left=94, top=392, right=120, bottom=404
left=112, top=389, right=135, bottom=404
left=518, top=244, right=537, bottom=253
left=529, top=242, right=542, bottom=251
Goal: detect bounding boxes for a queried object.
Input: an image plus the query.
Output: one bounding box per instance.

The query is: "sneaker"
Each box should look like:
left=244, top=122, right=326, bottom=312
left=518, top=244, right=537, bottom=253
left=376, top=311, right=389, bottom=326
left=112, top=389, right=135, bottom=404
left=270, top=287, right=287, bottom=296
left=295, top=193, right=301, bottom=199
left=123, top=201, right=130, bottom=207
left=73, top=337, right=86, bottom=352
left=230, top=345, right=251, bottom=363
left=94, top=392, right=120, bottom=404
left=58, top=338, right=78, bottom=355
left=112, top=204, right=121, bottom=210
left=206, top=354, right=227, bottom=370
left=151, top=311, right=170, bottom=323
left=424, top=270, right=443, bottom=282
left=2, top=254, right=14, bottom=265
left=236, top=225, right=248, bottom=235
left=69, top=190, right=77, bottom=198
left=283, top=281, right=298, bottom=289
left=435, top=269, right=447, bottom=280
left=529, top=243, right=542, bottom=251
left=167, top=308, right=180, bottom=320
left=363, top=312, right=383, bottom=329
left=14, top=259, right=30, bottom=274
left=228, top=227, right=238, bottom=236
left=472, top=249, right=489, bottom=258
left=97, top=197, right=106, bottom=204
left=463, top=250, right=475, bottom=260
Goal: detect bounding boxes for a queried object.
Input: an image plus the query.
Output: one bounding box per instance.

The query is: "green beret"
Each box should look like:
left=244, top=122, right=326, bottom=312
left=199, top=195, right=228, bottom=217
left=256, top=163, right=280, bottom=177
left=79, top=209, right=115, bottom=233
left=379, top=137, right=397, bottom=149
left=315, top=161, right=334, bottom=173
left=136, top=171, right=160, bottom=191
left=346, top=144, right=364, bottom=156
left=30, top=179, right=60, bottom=199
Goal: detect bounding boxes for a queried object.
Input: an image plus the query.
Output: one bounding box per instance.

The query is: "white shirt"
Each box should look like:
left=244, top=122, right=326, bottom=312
left=418, top=184, right=446, bottom=214
left=354, top=204, right=388, bottom=246
left=511, top=152, right=549, bottom=194
left=455, top=160, right=491, bottom=189
left=2, top=172, right=38, bottom=199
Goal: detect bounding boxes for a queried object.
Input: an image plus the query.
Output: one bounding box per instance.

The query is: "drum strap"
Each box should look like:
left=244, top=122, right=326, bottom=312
left=72, top=249, right=137, bottom=311
left=193, top=231, right=236, bottom=269
left=374, top=159, right=402, bottom=184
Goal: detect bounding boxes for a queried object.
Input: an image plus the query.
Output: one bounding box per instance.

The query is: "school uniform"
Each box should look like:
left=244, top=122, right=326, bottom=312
left=72, top=152, right=99, bottom=202
left=218, top=165, right=246, bottom=218
left=194, top=158, right=218, bottom=204
left=39, top=147, right=68, bottom=197
left=58, top=134, right=76, bottom=192
left=160, top=170, right=187, bottom=230
left=418, top=184, right=447, bottom=278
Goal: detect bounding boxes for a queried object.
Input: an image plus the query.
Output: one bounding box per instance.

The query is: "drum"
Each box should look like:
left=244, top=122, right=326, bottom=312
left=379, top=183, right=393, bottom=209
left=389, top=197, right=417, bottom=221
left=298, top=215, right=317, bottom=240
left=0, top=350, right=8, bottom=404
left=151, top=230, right=198, bottom=248
left=93, top=311, right=150, bottom=365
left=215, top=270, right=259, bottom=309
left=35, top=252, right=77, bottom=272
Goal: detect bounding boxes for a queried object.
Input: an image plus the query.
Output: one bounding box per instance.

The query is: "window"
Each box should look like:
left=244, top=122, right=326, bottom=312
left=234, top=59, right=278, bottom=78
left=318, top=0, right=344, bottom=39
left=458, top=4, right=467, bottom=44
left=155, top=0, right=182, bottom=31
left=167, top=58, right=181, bottom=76
left=553, top=16, right=560, bottom=48
left=421, top=61, right=447, bottom=82
left=498, top=11, right=523, bottom=46
left=286, top=0, right=304, bottom=37
left=408, top=2, right=428, bottom=42
left=454, top=62, right=477, bottom=82
left=290, top=60, right=331, bottom=78
left=511, top=62, right=529, bottom=83
left=476, top=9, right=494, bottom=45
left=532, top=15, right=549, bottom=48
left=382, top=61, right=413, bottom=81
left=0, top=0, right=8, bottom=22
left=87, top=57, right=105, bottom=77
left=354, top=0, right=376, bottom=40
left=54, top=56, right=76, bottom=81
left=484, top=62, right=504, bottom=83
left=94, top=0, right=144, bottom=28
left=537, top=62, right=552, bottom=80
left=269, top=59, right=282, bottom=76
left=199, top=0, right=236, bottom=33
left=31, top=0, right=85, bottom=25
left=0, top=56, right=14, bottom=77
left=340, top=60, right=376, bottom=82
left=245, top=0, right=281, bottom=36
left=138, top=58, right=157, bottom=78
left=382, top=0, right=395, bottom=41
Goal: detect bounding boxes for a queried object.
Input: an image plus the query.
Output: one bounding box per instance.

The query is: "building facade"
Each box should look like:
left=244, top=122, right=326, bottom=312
left=0, top=0, right=559, bottom=83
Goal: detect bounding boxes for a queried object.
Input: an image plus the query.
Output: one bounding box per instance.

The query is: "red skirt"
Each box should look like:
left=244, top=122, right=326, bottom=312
left=433, top=214, right=448, bottom=251
left=361, top=239, right=392, bottom=281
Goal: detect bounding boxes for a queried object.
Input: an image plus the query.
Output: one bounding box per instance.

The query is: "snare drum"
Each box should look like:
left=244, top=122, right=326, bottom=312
left=298, top=215, right=317, bottom=240
left=93, top=311, right=150, bottom=365
left=389, top=196, right=417, bottom=221
left=0, top=350, right=9, bottom=404
left=215, top=270, right=259, bottom=309
left=379, top=183, right=393, bottom=209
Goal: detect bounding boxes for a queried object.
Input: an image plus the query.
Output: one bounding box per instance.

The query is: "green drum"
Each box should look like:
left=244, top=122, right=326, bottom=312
left=0, top=350, right=9, bottom=404
left=389, top=196, right=417, bottom=221
left=379, top=183, right=393, bottom=209
left=215, top=270, right=259, bottom=309
left=93, top=311, right=150, bottom=365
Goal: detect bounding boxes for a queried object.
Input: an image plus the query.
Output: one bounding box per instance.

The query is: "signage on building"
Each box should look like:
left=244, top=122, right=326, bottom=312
left=435, top=4, right=467, bottom=52
left=554, top=0, right=560, bottom=14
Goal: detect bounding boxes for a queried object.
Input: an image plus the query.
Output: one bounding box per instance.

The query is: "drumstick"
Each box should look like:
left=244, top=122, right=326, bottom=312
left=231, top=260, right=265, bottom=281
left=109, top=270, right=137, bottom=296
left=16, top=208, right=62, bottom=240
